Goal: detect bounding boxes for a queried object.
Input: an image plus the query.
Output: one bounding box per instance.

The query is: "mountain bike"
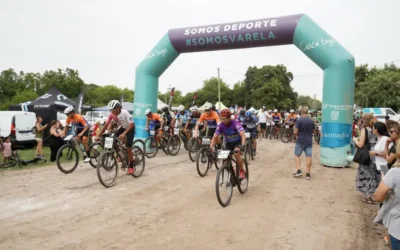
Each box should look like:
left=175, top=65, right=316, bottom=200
left=280, top=124, right=294, bottom=143
left=244, top=132, right=255, bottom=162
left=195, top=137, right=220, bottom=177
left=187, top=129, right=206, bottom=162
left=215, top=149, right=249, bottom=207
left=269, top=122, right=280, bottom=140
left=144, top=128, right=170, bottom=158
left=56, top=134, right=104, bottom=174
left=0, top=150, right=47, bottom=168
left=97, top=135, right=145, bottom=188
left=167, top=127, right=181, bottom=156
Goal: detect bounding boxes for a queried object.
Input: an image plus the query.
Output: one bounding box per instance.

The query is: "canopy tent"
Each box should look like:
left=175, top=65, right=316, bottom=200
left=198, top=101, right=212, bottom=111
left=214, top=101, right=228, bottom=110
left=8, top=86, right=91, bottom=145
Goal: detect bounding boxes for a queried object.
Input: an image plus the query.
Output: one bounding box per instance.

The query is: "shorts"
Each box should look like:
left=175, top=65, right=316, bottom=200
left=224, top=140, right=242, bottom=151
left=186, top=123, right=195, bottom=130
left=115, top=127, right=135, bottom=148
left=246, top=127, right=257, bottom=139
left=207, top=127, right=216, bottom=137
left=294, top=143, right=312, bottom=157
left=260, top=123, right=267, bottom=129
left=76, top=128, right=89, bottom=139
left=273, top=122, right=281, bottom=128
left=152, top=124, right=161, bottom=131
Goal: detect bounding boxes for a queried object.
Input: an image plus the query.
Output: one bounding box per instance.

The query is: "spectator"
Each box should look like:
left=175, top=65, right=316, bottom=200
left=385, top=123, right=400, bottom=169
left=373, top=168, right=400, bottom=249
left=48, top=120, right=63, bottom=162
left=293, top=106, right=315, bottom=180
left=2, top=137, right=12, bottom=163
left=35, top=116, right=48, bottom=159
left=370, top=122, right=390, bottom=181
left=353, top=113, right=379, bottom=204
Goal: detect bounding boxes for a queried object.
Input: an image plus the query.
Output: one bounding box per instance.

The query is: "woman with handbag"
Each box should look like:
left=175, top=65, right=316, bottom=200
left=353, top=113, right=379, bottom=204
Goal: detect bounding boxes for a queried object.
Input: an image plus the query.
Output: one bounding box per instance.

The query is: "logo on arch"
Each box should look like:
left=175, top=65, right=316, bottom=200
left=331, top=111, right=339, bottom=120
left=135, top=108, right=140, bottom=116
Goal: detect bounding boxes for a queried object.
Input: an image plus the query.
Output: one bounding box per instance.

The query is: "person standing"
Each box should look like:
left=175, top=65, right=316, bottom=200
left=293, top=107, right=315, bottom=180
left=257, top=106, right=267, bottom=139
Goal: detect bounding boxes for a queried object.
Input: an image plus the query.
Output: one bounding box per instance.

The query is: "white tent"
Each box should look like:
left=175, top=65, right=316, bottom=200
left=214, top=101, right=228, bottom=110
left=157, top=99, right=168, bottom=110
left=198, top=101, right=213, bottom=111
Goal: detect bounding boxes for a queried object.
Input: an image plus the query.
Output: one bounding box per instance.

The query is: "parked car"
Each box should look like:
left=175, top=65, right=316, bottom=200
left=84, top=111, right=107, bottom=125
left=0, top=111, right=37, bottom=149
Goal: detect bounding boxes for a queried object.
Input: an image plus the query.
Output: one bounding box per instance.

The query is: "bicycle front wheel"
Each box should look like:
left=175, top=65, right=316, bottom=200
left=97, top=151, right=118, bottom=188
left=56, top=144, right=79, bottom=174
left=188, top=137, right=200, bottom=162
left=144, top=137, right=159, bottom=158
left=215, top=165, right=233, bottom=207
left=196, top=147, right=211, bottom=177
left=167, top=135, right=181, bottom=156
left=89, top=142, right=104, bottom=168
left=237, top=159, right=249, bottom=194
left=280, top=129, right=290, bottom=143
left=132, top=146, right=145, bottom=178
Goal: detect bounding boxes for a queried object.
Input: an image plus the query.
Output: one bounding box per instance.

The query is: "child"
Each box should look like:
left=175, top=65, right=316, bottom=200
left=2, top=137, right=12, bottom=163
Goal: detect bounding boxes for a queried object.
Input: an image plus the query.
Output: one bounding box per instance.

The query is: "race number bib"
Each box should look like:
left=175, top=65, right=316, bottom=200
left=105, top=137, right=114, bottom=149
left=218, top=150, right=230, bottom=159
left=267, top=122, right=271, bottom=126
left=202, top=138, right=210, bottom=145
left=63, top=135, right=73, bottom=141
left=271, top=122, right=275, bottom=125
left=245, top=132, right=251, bottom=138
left=174, top=128, right=180, bottom=134
left=285, top=125, right=289, bottom=129
left=150, top=130, right=155, bottom=136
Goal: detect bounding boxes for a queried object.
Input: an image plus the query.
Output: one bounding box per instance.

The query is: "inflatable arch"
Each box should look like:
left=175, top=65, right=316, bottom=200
left=133, top=14, right=355, bottom=167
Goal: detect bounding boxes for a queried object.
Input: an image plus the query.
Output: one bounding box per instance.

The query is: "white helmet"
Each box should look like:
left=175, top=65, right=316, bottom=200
left=108, top=100, right=121, bottom=110
left=190, top=106, right=198, bottom=112
left=145, top=108, right=152, bottom=115
left=178, top=105, right=185, bottom=112
left=204, top=103, right=212, bottom=110
left=290, top=109, right=294, bottom=113
left=273, top=109, right=278, bottom=112
left=64, top=106, right=74, bottom=114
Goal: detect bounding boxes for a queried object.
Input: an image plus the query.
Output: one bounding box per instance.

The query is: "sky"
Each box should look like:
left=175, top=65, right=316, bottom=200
left=1, top=0, right=399, bottom=101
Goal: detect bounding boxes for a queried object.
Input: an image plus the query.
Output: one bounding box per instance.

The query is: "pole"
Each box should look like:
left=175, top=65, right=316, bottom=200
left=217, top=68, right=221, bottom=110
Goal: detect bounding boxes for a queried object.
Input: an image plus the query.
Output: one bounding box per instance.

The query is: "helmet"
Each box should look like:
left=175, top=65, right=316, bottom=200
left=204, top=103, right=212, bottom=110
left=220, top=109, right=232, bottom=117
left=162, top=105, right=169, bottom=112
left=108, top=100, right=121, bottom=110
left=190, top=106, right=198, bottom=112
left=211, top=105, right=216, bottom=110
left=64, top=106, right=74, bottom=115
left=290, top=109, right=294, bottom=113
left=178, top=105, right=185, bottom=112
left=145, top=109, right=152, bottom=115
left=274, top=109, right=278, bottom=112
left=239, top=109, right=245, bottom=115
left=245, top=111, right=252, bottom=117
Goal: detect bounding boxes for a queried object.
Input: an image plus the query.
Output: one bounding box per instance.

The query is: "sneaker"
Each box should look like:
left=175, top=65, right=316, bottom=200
left=293, top=170, right=302, bottom=178
left=306, top=173, right=311, bottom=180
left=239, top=169, right=246, bottom=179
left=127, top=167, right=135, bottom=175
left=83, top=157, right=91, bottom=163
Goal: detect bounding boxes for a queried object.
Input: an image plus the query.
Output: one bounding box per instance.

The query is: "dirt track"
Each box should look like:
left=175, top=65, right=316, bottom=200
left=0, top=139, right=386, bottom=250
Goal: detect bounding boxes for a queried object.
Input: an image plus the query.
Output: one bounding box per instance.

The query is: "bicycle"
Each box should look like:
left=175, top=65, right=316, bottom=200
left=56, top=134, right=104, bottom=174
left=167, top=127, right=181, bottom=156
left=244, top=132, right=255, bottom=162
left=97, top=135, right=145, bottom=188
left=144, top=128, right=170, bottom=158
left=215, top=149, right=249, bottom=207
left=269, top=122, right=280, bottom=140
left=196, top=137, right=220, bottom=177
left=280, top=124, right=294, bottom=143
left=187, top=129, right=206, bottom=162
left=0, top=150, right=47, bottom=168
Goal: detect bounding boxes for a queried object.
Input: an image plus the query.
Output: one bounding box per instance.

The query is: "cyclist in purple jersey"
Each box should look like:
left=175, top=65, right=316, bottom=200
left=210, top=109, right=247, bottom=179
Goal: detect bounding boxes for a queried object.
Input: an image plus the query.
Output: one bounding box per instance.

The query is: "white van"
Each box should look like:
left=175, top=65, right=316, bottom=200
left=0, top=111, right=37, bottom=149
left=362, top=107, right=400, bottom=122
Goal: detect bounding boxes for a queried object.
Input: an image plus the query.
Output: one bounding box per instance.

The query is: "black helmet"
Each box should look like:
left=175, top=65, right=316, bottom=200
left=239, top=109, right=245, bottom=115
left=162, top=106, right=169, bottom=112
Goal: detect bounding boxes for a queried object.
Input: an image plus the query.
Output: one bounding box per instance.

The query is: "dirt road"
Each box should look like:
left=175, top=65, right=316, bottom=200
left=0, top=139, right=386, bottom=250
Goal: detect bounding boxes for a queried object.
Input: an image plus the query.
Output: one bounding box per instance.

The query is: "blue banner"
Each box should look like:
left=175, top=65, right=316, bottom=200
left=320, top=122, right=352, bottom=148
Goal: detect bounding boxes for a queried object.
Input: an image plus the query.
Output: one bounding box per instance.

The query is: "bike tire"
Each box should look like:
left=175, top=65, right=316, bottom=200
left=269, top=126, right=274, bottom=140
left=133, top=139, right=146, bottom=153
left=97, top=151, right=118, bottom=188
left=250, top=142, right=255, bottom=161
left=280, top=129, right=290, bottom=143
left=215, top=164, right=233, bottom=207
left=89, top=142, right=104, bottom=168
left=132, top=146, right=145, bottom=178
left=244, top=142, right=251, bottom=163
left=196, top=147, right=210, bottom=177
left=237, top=159, right=249, bottom=194
left=188, top=137, right=199, bottom=162
left=0, top=159, right=17, bottom=168
left=167, top=135, right=181, bottom=156
left=56, top=144, right=79, bottom=174
left=161, top=137, right=170, bottom=155
left=144, top=137, right=158, bottom=158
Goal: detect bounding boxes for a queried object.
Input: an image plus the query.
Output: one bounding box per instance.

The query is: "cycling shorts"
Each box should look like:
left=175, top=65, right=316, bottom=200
left=115, top=127, right=135, bottom=148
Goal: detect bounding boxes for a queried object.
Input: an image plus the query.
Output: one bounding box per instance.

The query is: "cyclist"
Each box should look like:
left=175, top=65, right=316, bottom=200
left=62, top=106, right=91, bottom=163
left=285, top=109, right=298, bottom=126
left=243, top=110, right=259, bottom=155
left=195, top=103, right=220, bottom=138
left=210, top=109, right=246, bottom=179
left=97, top=100, right=137, bottom=175
left=184, top=106, right=202, bottom=140
left=238, top=109, right=246, bottom=129
left=176, top=105, right=189, bottom=128
left=145, top=108, right=162, bottom=133
left=160, top=106, right=176, bottom=133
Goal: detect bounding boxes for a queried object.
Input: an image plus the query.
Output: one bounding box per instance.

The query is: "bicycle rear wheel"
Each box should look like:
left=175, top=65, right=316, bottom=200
left=56, top=144, right=79, bottom=174
left=215, top=165, right=233, bottom=207
left=97, top=151, right=118, bottom=188
left=144, top=137, right=158, bottom=158
left=132, top=146, right=145, bottom=178
left=237, top=159, right=249, bottom=194
left=89, top=142, right=104, bottom=168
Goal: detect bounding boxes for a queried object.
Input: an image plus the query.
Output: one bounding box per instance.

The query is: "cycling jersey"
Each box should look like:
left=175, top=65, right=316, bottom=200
left=198, top=111, right=220, bottom=129
left=272, top=113, right=281, bottom=123
left=287, top=114, right=298, bottom=123
left=66, top=114, right=88, bottom=130
left=215, top=119, right=244, bottom=143
left=161, top=112, right=175, bottom=126
left=243, top=116, right=258, bottom=129
left=188, top=112, right=200, bottom=124
left=106, top=109, right=132, bottom=129
left=176, top=111, right=189, bottom=124
left=238, top=115, right=246, bottom=125
left=147, top=113, right=162, bottom=129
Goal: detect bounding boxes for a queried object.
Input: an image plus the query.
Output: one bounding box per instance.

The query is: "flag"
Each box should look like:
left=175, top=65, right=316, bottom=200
left=74, top=92, right=84, bottom=115
left=169, top=87, right=175, bottom=109
left=192, top=92, right=198, bottom=106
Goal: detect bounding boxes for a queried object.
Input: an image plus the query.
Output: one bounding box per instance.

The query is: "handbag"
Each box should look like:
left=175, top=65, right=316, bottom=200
left=353, top=128, right=371, bottom=165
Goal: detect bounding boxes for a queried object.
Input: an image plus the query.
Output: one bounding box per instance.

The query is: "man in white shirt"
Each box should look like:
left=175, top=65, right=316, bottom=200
left=257, top=106, right=267, bottom=139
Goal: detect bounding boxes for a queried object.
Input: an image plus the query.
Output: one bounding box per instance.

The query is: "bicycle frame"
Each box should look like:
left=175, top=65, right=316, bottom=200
left=104, top=137, right=130, bottom=169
